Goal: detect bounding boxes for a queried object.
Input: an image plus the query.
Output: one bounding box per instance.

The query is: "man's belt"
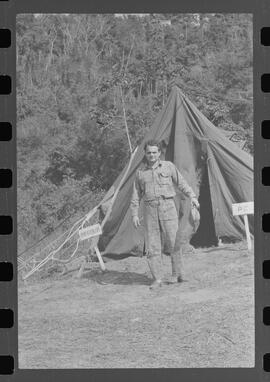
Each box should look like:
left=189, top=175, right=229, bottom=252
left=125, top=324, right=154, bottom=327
left=144, top=196, right=174, bottom=206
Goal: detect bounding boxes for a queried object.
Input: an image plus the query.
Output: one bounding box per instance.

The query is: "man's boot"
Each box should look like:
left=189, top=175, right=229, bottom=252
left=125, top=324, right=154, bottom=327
left=168, top=248, right=184, bottom=283
left=147, top=255, right=163, bottom=289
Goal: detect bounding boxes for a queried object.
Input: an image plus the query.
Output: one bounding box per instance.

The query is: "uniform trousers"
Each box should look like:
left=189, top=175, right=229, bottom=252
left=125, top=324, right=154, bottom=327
left=143, top=197, right=183, bottom=281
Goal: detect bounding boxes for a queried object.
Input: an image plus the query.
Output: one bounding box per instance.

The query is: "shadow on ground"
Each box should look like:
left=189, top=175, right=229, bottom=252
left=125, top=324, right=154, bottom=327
left=201, top=245, right=242, bottom=254
left=82, top=269, right=152, bottom=286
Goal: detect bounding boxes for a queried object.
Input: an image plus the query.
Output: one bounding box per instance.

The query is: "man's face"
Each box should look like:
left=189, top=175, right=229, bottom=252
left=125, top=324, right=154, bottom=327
left=145, top=145, right=161, bottom=165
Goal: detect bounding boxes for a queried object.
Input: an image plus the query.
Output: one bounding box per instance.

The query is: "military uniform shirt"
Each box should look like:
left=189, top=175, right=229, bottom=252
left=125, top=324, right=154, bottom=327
left=130, top=160, right=196, bottom=218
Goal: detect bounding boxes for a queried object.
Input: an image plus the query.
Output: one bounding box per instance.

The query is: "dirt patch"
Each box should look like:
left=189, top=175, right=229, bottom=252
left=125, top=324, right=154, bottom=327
left=18, top=243, right=254, bottom=368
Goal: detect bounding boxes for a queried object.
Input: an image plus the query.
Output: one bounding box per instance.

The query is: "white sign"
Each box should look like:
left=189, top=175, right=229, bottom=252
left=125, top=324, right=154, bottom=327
left=79, top=224, right=102, bottom=241
left=232, top=202, right=254, bottom=216
left=232, top=201, right=253, bottom=251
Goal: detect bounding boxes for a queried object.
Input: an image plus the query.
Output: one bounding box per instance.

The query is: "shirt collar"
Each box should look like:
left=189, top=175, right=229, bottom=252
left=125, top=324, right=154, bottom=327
left=145, top=159, right=162, bottom=170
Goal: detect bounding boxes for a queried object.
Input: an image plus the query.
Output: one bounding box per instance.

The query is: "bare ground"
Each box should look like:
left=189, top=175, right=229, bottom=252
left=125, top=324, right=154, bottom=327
left=18, top=243, right=254, bottom=368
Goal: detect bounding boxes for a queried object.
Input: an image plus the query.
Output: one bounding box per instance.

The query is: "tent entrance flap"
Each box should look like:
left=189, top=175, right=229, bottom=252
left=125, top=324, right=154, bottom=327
left=190, top=164, right=218, bottom=248
left=98, top=86, right=253, bottom=258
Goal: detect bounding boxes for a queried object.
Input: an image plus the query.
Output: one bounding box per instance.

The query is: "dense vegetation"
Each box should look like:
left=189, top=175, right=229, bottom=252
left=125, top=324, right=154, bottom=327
left=17, top=13, right=253, bottom=253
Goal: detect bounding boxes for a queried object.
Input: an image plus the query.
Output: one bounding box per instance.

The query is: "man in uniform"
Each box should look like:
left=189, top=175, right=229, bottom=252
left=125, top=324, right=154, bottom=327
left=130, top=140, right=199, bottom=289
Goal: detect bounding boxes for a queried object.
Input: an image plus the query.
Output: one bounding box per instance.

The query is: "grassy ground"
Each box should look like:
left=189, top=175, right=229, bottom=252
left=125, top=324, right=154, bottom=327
left=18, top=243, right=254, bottom=368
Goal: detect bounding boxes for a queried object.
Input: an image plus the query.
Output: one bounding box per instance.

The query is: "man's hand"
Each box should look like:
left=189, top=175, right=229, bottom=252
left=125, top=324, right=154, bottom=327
left=191, top=197, right=200, bottom=209
left=132, top=216, right=141, bottom=228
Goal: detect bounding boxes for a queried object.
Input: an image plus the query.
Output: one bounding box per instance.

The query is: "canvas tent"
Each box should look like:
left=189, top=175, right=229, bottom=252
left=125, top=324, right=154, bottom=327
left=98, top=85, right=253, bottom=257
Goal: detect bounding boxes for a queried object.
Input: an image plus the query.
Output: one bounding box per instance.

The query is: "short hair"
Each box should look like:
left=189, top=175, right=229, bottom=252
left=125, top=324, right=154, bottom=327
left=144, top=139, right=162, bottom=152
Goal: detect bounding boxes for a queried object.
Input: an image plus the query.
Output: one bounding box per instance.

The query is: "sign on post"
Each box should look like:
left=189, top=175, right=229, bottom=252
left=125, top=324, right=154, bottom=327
left=79, top=224, right=102, bottom=241
left=232, top=202, right=254, bottom=216
left=78, top=223, right=106, bottom=272
left=232, top=202, right=254, bottom=250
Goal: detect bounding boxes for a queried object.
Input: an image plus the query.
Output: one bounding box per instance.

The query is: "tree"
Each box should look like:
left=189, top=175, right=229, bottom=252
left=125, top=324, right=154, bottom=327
left=17, top=13, right=253, bottom=251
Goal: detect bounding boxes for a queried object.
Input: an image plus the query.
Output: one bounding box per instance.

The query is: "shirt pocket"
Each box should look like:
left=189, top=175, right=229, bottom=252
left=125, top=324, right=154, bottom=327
left=159, top=171, right=171, bottom=185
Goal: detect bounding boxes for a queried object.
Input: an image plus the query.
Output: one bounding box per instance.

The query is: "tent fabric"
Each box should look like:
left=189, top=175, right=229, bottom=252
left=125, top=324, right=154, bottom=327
left=98, top=86, right=253, bottom=257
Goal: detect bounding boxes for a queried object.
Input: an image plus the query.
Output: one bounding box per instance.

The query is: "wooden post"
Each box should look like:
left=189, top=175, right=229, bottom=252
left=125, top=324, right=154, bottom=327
left=120, top=85, right=133, bottom=154
left=232, top=202, right=253, bottom=251
left=94, top=246, right=106, bottom=271
left=76, top=256, right=87, bottom=279
left=77, top=227, right=103, bottom=278
left=243, top=214, right=252, bottom=250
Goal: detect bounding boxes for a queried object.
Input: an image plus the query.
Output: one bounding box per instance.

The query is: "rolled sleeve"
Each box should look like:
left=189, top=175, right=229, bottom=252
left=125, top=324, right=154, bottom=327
left=130, top=172, right=142, bottom=218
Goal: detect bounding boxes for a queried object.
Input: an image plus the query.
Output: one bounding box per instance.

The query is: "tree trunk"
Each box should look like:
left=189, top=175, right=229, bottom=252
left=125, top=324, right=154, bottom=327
left=139, top=81, right=143, bottom=98
left=45, top=35, right=56, bottom=72
left=162, top=84, right=164, bottom=106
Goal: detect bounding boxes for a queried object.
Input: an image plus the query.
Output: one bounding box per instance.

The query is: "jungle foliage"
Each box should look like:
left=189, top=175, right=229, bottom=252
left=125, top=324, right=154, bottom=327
left=17, top=13, right=253, bottom=252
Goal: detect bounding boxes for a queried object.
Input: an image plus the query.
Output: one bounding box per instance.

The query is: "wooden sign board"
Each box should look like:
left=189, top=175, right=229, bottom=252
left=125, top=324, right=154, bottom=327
left=232, top=202, right=254, bottom=216
left=232, top=201, right=253, bottom=251
left=79, top=224, right=102, bottom=241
